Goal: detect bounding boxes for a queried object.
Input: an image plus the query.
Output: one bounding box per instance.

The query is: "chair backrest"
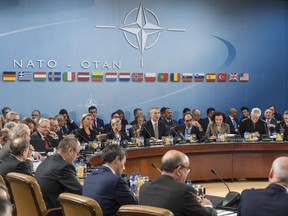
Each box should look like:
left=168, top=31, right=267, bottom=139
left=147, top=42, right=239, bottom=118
left=58, top=193, right=103, bottom=216
left=118, top=205, right=174, bottom=216
left=0, top=175, right=6, bottom=185
left=6, top=172, right=48, bottom=216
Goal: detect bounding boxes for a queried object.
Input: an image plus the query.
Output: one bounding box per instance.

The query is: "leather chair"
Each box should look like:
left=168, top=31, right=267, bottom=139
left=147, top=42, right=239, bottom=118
left=118, top=205, right=174, bottom=216
left=58, top=192, right=103, bottom=216
left=5, top=172, right=62, bottom=216
left=0, top=175, right=5, bottom=185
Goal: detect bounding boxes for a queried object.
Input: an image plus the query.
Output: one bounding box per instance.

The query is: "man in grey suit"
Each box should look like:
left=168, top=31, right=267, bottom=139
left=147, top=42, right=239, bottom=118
left=139, top=150, right=217, bottom=216
left=237, top=157, right=288, bottom=216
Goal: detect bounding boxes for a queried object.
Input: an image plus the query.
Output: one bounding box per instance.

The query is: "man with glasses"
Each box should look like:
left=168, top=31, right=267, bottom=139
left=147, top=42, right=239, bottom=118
left=169, top=113, right=204, bottom=142
left=35, top=135, right=82, bottom=214
left=5, top=111, right=20, bottom=123
left=139, top=150, right=217, bottom=216
left=30, top=118, right=58, bottom=155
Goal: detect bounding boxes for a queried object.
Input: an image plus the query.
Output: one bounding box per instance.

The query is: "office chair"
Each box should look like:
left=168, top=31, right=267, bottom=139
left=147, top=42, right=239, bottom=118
left=58, top=192, right=103, bottom=216
left=6, top=172, right=62, bottom=216
left=118, top=205, right=174, bottom=216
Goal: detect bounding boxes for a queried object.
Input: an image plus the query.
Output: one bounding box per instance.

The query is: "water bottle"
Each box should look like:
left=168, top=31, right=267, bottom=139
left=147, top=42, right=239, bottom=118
left=129, top=173, right=135, bottom=190
left=140, top=136, right=144, bottom=147
left=244, top=131, right=249, bottom=141
left=217, top=133, right=222, bottom=142
left=81, top=141, right=86, bottom=150
left=169, top=135, right=173, bottom=145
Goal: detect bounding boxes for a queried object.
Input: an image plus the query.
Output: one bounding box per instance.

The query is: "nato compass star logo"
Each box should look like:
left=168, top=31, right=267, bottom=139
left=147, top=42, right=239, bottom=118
left=96, top=3, right=185, bottom=68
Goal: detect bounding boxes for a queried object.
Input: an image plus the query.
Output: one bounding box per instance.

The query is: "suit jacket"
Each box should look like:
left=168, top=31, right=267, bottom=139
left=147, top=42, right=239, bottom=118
left=35, top=153, right=82, bottom=211
left=161, top=119, right=178, bottom=129
left=30, top=131, right=58, bottom=154
left=106, top=130, right=129, bottom=142
left=169, top=124, right=204, bottom=141
left=0, top=155, right=33, bottom=176
left=65, top=120, right=79, bottom=134
left=205, top=123, right=230, bottom=137
left=83, top=166, right=137, bottom=216
left=263, top=118, right=279, bottom=134
left=76, top=128, right=98, bottom=143
left=140, top=120, right=168, bottom=142
left=92, top=118, right=105, bottom=133
left=225, top=116, right=239, bottom=134
left=239, top=118, right=267, bottom=137
left=202, top=117, right=211, bottom=132
left=0, top=140, right=11, bottom=161
left=282, top=123, right=288, bottom=141
left=237, top=183, right=288, bottom=216
left=139, top=175, right=217, bottom=216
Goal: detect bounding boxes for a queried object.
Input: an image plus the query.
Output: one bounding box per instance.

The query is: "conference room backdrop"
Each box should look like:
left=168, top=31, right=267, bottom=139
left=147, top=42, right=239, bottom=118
left=0, top=0, right=287, bottom=123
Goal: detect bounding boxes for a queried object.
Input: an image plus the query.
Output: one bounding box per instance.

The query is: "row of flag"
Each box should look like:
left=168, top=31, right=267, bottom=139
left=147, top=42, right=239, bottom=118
left=1, top=71, right=249, bottom=82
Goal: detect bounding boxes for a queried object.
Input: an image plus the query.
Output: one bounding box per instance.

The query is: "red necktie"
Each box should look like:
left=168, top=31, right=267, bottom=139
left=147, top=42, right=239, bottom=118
left=44, top=137, right=49, bottom=149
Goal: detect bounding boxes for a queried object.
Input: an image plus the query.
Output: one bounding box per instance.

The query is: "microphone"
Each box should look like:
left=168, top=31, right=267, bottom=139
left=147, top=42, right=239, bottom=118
left=169, top=127, right=186, bottom=144
left=210, top=169, right=241, bottom=207
left=151, top=163, right=161, bottom=173
left=142, top=125, right=153, bottom=139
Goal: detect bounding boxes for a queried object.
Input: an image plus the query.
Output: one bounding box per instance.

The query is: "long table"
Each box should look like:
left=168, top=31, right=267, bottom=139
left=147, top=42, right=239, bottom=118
left=89, top=142, right=288, bottom=181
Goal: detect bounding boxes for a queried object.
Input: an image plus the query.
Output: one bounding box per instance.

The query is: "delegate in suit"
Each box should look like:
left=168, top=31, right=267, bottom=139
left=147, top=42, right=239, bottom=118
left=0, top=138, right=33, bottom=177
left=140, top=107, right=168, bottom=144
left=35, top=135, right=82, bottom=213
left=206, top=112, right=230, bottom=139
left=237, top=156, right=288, bottom=216
left=139, top=150, right=217, bottom=216
left=83, top=145, right=137, bottom=216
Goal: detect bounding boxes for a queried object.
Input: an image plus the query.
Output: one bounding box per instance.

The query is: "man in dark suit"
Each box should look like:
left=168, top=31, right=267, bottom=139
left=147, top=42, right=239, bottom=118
left=169, top=113, right=204, bottom=142
left=280, top=111, right=288, bottom=141
left=0, top=138, right=33, bottom=177
left=161, top=107, right=178, bottom=129
left=88, top=106, right=105, bottom=133
left=225, top=108, right=239, bottom=134
left=263, top=109, right=278, bottom=135
left=237, top=156, right=288, bottom=216
left=239, top=108, right=267, bottom=138
left=59, top=109, right=79, bottom=134
left=202, top=108, right=215, bottom=132
left=35, top=136, right=82, bottom=213
left=139, top=150, right=217, bottom=216
left=140, top=107, right=168, bottom=144
left=83, top=145, right=137, bottom=216
left=30, top=118, right=58, bottom=155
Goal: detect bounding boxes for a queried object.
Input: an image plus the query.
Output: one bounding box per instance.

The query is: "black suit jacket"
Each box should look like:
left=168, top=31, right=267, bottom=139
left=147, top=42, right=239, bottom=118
left=225, top=116, right=239, bottom=134
left=282, top=123, right=288, bottom=141
left=0, top=155, right=33, bottom=176
left=237, top=183, right=288, bottom=216
left=161, top=119, right=178, bottom=129
left=92, top=118, right=105, bottom=133
left=83, top=166, right=137, bottom=216
left=30, top=131, right=58, bottom=153
left=239, top=118, right=267, bottom=137
left=202, top=117, right=210, bottom=132
left=76, top=128, right=98, bottom=143
left=35, top=153, right=82, bottom=211
left=139, top=175, right=217, bottom=216
left=168, top=124, right=204, bottom=141
left=140, top=120, right=168, bottom=141
left=106, top=130, right=129, bottom=142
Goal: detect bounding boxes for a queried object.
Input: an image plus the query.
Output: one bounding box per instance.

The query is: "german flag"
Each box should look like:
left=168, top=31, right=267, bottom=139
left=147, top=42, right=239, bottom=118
left=3, top=71, right=16, bottom=81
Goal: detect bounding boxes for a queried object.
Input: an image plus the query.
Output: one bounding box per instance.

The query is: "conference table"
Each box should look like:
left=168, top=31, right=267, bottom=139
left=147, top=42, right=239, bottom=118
left=89, top=141, right=288, bottom=181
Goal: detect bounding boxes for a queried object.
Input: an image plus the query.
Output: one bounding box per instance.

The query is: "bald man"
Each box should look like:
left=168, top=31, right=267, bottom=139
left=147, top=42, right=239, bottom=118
left=237, top=157, right=288, bottom=216
left=225, top=108, right=239, bottom=134
left=139, top=150, right=217, bottom=216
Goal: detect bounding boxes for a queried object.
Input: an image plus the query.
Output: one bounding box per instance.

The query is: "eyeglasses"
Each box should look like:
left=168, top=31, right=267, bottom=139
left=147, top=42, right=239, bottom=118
left=180, top=165, right=191, bottom=173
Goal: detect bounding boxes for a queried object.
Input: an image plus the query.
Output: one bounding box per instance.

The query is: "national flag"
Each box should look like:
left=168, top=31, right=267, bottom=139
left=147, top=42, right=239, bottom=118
left=2, top=71, right=16, bottom=81
left=170, top=73, right=181, bottom=82
left=157, top=73, right=168, bottom=82
left=206, top=73, right=216, bottom=82
left=119, top=72, right=130, bottom=82
left=145, top=73, right=156, bottom=82
left=63, top=72, right=76, bottom=81
left=182, top=73, right=193, bottom=82
left=239, top=73, right=249, bottom=82
left=229, top=73, right=238, bottom=82
left=34, top=72, right=46, bottom=81
left=132, top=73, right=143, bottom=82
left=18, top=71, right=31, bottom=81
left=194, top=73, right=205, bottom=82
left=78, top=72, right=90, bottom=81
left=48, top=72, right=61, bottom=81
left=217, top=73, right=227, bottom=82
left=105, top=72, right=117, bottom=81
left=91, top=72, right=104, bottom=81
